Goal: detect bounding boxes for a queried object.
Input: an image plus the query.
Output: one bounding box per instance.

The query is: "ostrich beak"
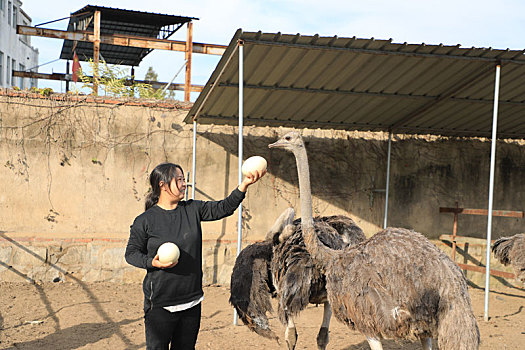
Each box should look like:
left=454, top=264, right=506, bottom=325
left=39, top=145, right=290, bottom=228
left=268, top=140, right=284, bottom=148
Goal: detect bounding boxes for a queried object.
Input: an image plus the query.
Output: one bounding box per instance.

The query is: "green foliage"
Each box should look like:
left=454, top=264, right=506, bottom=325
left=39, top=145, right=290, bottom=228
left=30, top=86, right=54, bottom=96
left=144, top=66, right=158, bottom=82
left=78, top=59, right=166, bottom=99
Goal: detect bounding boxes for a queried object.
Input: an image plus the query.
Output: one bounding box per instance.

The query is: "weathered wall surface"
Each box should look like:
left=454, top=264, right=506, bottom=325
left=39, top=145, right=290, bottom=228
left=0, top=90, right=524, bottom=287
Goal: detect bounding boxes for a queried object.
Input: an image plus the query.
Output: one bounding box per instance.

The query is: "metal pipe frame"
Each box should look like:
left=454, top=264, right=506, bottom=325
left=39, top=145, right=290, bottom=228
left=184, top=22, right=194, bottom=102
left=233, top=41, right=244, bottom=326
left=12, top=71, right=204, bottom=92
left=93, top=11, right=101, bottom=95
left=217, top=82, right=525, bottom=107
left=17, top=25, right=226, bottom=55
left=242, top=39, right=525, bottom=65
left=383, top=131, right=392, bottom=229
left=195, top=114, right=525, bottom=139
left=192, top=120, right=197, bottom=200
left=484, top=64, right=501, bottom=322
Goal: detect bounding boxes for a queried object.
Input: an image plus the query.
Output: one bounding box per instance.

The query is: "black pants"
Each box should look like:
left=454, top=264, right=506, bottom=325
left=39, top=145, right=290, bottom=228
left=145, top=303, right=201, bottom=350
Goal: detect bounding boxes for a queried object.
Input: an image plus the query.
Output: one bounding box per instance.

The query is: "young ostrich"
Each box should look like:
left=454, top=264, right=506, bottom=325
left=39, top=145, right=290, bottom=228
left=269, top=131, right=480, bottom=350
left=230, top=207, right=366, bottom=349
left=492, top=233, right=525, bottom=286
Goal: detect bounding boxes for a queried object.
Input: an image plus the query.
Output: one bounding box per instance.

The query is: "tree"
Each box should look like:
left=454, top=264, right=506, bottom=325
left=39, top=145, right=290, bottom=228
left=144, top=67, right=158, bottom=82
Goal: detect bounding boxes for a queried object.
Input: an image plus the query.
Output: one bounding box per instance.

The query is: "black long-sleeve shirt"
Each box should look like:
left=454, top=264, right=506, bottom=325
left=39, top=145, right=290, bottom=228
left=125, top=188, right=245, bottom=310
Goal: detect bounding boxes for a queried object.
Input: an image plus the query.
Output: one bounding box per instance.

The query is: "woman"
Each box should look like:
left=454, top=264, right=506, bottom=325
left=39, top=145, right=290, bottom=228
left=125, top=162, right=264, bottom=349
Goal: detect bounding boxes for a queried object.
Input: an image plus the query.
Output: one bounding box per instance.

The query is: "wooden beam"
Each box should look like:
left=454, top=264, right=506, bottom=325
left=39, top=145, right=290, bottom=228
left=456, top=263, right=516, bottom=279
left=17, top=25, right=226, bottom=55
left=439, top=234, right=493, bottom=245
left=439, top=207, right=524, bottom=218
left=93, top=11, right=101, bottom=95
left=12, top=71, right=204, bottom=92
left=184, top=22, right=193, bottom=102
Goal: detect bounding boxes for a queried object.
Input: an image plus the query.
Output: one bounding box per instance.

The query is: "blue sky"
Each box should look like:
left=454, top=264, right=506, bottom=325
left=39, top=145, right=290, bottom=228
left=21, top=0, right=525, bottom=101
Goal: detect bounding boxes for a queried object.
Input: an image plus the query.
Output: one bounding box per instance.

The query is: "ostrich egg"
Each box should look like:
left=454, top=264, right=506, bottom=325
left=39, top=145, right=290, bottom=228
left=157, top=242, right=180, bottom=264
left=242, top=156, right=267, bottom=176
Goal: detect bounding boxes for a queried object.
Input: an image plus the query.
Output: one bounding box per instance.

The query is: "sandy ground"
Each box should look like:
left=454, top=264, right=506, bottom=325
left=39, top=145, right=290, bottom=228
left=0, top=281, right=524, bottom=350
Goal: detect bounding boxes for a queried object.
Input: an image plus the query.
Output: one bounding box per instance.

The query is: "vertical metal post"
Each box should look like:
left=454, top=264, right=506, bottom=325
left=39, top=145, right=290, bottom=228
left=185, top=171, right=191, bottom=200
left=452, top=201, right=459, bottom=261
left=192, top=120, right=197, bottom=199
left=184, top=21, right=193, bottom=102
left=234, top=42, right=244, bottom=326
left=383, top=130, right=392, bottom=229
left=484, top=64, right=501, bottom=322
left=93, top=10, right=101, bottom=95
left=65, top=60, right=70, bottom=93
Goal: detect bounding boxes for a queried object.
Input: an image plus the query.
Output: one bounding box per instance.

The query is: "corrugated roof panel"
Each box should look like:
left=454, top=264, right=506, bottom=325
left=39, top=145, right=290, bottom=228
left=499, top=108, right=525, bottom=133
left=60, top=5, right=194, bottom=65
left=186, top=31, right=525, bottom=139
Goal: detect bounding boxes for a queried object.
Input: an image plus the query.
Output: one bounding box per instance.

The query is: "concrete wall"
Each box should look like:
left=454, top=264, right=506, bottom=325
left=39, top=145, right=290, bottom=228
left=0, top=91, right=524, bottom=288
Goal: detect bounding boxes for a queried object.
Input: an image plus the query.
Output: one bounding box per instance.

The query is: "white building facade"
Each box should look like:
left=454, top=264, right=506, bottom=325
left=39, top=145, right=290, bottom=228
left=0, top=0, right=38, bottom=89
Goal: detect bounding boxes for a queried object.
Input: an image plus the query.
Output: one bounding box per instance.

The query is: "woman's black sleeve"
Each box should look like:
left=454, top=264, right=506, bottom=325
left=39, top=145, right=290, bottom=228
left=198, top=188, right=246, bottom=221
left=125, top=216, right=153, bottom=269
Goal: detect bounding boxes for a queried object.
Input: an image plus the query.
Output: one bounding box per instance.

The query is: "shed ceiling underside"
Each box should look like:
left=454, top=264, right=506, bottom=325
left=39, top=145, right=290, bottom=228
left=186, top=30, right=525, bottom=139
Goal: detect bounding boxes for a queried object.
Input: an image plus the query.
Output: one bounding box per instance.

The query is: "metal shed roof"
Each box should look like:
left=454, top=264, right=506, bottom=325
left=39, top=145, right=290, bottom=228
left=185, top=30, right=525, bottom=139
left=60, top=5, right=197, bottom=66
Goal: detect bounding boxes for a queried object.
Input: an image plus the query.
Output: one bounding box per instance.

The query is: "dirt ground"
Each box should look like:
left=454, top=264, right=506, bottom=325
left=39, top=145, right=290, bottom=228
left=0, top=281, right=524, bottom=350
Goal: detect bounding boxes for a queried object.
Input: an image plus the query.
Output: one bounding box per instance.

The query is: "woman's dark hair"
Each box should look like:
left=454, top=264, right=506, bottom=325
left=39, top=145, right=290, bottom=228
left=145, top=163, right=184, bottom=210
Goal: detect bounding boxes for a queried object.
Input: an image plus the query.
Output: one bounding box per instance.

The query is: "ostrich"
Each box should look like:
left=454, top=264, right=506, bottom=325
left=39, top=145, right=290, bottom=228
left=268, top=131, right=480, bottom=350
left=492, top=233, right=525, bottom=286
left=230, top=207, right=366, bottom=349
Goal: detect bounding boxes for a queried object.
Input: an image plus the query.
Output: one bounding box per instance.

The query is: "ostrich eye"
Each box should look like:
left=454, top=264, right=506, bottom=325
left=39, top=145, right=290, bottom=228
left=285, top=136, right=291, bottom=141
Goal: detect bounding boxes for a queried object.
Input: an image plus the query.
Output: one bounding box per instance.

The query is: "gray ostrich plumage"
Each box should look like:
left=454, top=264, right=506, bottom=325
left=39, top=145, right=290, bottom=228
left=269, top=131, right=480, bottom=350
left=230, top=208, right=365, bottom=349
left=492, top=233, right=525, bottom=286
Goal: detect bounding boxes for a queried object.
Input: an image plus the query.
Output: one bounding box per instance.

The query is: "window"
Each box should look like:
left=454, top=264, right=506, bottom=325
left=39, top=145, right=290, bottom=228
left=12, top=58, right=15, bottom=86
left=12, top=3, right=15, bottom=28
left=7, top=1, right=11, bottom=25
left=0, top=51, right=3, bottom=85
left=6, top=56, right=10, bottom=86
left=21, top=19, right=29, bottom=43
left=0, top=0, right=4, bottom=12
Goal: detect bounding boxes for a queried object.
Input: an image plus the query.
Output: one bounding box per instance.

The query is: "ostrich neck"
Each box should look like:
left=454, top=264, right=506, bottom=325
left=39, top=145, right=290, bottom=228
left=293, top=146, right=314, bottom=230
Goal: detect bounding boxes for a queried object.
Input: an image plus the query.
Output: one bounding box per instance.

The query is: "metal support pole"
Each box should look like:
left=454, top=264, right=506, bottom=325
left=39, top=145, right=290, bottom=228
left=192, top=120, right=197, bottom=199
left=484, top=64, right=501, bottom=322
left=93, top=10, right=101, bottom=95
left=65, top=61, right=70, bottom=93
left=234, top=42, right=244, bottom=326
left=184, top=22, right=193, bottom=102
left=383, top=131, right=392, bottom=229
left=452, top=201, right=459, bottom=261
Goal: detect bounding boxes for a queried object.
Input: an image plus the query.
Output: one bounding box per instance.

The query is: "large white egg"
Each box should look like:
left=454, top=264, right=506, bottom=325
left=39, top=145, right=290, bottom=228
left=242, top=156, right=267, bottom=177
left=157, top=242, right=180, bottom=264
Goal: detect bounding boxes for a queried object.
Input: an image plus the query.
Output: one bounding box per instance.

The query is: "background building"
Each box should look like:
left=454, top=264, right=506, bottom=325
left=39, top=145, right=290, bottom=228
left=0, top=0, right=38, bottom=89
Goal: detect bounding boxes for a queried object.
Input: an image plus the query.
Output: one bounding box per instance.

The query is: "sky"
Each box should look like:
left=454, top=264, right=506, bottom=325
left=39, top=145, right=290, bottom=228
left=20, top=0, right=525, bottom=101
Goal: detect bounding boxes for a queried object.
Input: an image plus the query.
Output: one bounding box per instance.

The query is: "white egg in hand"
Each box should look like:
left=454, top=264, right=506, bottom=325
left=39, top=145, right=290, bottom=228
left=157, top=242, right=180, bottom=264
left=242, top=156, right=267, bottom=177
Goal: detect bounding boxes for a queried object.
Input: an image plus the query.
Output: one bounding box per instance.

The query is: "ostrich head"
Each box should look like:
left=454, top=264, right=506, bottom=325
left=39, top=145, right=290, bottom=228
left=268, top=131, right=305, bottom=153
left=269, top=130, right=314, bottom=229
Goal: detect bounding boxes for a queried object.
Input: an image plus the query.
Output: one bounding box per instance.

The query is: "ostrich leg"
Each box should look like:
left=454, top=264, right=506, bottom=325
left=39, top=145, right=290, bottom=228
left=316, top=302, right=331, bottom=349
left=285, top=317, right=298, bottom=349
left=366, top=337, right=383, bottom=350
left=421, top=337, right=433, bottom=350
